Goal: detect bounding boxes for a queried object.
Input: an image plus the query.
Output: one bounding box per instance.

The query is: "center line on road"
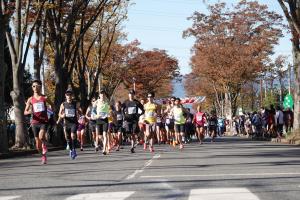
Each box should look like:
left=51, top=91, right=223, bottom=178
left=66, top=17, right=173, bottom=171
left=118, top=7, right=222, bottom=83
left=140, top=172, right=300, bottom=178
left=126, top=153, right=161, bottom=180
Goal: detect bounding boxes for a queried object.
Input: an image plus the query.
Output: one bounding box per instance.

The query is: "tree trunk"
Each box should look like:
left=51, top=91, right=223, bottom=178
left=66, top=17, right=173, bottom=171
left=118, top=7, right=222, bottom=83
left=0, top=9, right=8, bottom=152
left=11, top=64, right=27, bottom=148
left=33, top=18, right=42, bottom=80
left=293, top=46, right=300, bottom=130
left=224, top=92, right=233, bottom=120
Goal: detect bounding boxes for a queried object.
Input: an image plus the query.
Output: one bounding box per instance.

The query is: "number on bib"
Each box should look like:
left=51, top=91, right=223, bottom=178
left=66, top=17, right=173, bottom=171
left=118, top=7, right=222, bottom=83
left=33, top=102, right=45, bottom=112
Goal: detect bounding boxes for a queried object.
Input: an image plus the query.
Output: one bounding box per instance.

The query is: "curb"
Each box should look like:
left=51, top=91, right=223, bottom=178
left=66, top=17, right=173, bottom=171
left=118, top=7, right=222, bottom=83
left=0, top=146, right=65, bottom=159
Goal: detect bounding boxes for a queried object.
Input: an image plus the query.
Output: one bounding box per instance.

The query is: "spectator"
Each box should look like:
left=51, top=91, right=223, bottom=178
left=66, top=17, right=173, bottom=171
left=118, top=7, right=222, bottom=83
left=275, top=106, right=284, bottom=138
left=284, top=107, right=293, bottom=133
left=260, top=107, right=269, bottom=138
left=252, top=111, right=262, bottom=138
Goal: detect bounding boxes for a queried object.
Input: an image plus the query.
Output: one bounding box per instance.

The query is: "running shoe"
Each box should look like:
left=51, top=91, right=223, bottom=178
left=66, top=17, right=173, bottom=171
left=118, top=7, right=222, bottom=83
left=130, top=147, right=135, bottom=153
left=42, top=143, right=48, bottom=155
left=69, top=150, right=73, bottom=159
left=41, top=154, right=47, bottom=164
left=102, top=151, right=107, bottom=155
left=80, top=146, right=83, bottom=151
left=179, top=144, right=184, bottom=150
left=172, top=140, right=176, bottom=147
left=149, top=146, right=154, bottom=153
left=116, top=146, right=120, bottom=151
left=66, top=144, right=70, bottom=150
left=143, top=143, right=147, bottom=151
left=71, top=149, right=77, bottom=160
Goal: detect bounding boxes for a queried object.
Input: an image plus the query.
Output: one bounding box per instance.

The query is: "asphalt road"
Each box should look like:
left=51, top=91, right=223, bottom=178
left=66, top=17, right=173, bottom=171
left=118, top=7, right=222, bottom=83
left=0, top=136, right=300, bottom=200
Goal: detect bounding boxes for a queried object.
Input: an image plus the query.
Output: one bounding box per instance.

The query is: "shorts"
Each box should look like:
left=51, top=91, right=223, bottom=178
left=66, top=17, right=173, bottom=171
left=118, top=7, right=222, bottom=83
left=32, top=123, right=48, bottom=138
left=64, top=123, right=77, bottom=134
left=175, top=124, right=185, bottom=133
left=96, top=118, right=108, bottom=135
left=166, top=121, right=175, bottom=130
left=156, top=122, right=164, bottom=128
left=114, top=125, right=124, bottom=133
left=209, top=126, right=217, bottom=132
left=89, top=121, right=96, bottom=133
left=146, top=123, right=156, bottom=133
left=77, top=124, right=85, bottom=132
left=126, top=121, right=139, bottom=134
left=196, top=124, right=204, bottom=128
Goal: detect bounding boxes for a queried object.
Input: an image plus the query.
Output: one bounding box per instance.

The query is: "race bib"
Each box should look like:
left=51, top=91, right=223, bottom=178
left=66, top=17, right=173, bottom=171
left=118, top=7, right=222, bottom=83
left=128, top=107, right=136, bottom=115
left=146, top=111, right=155, bottom=118
left=99, top=112, right=108, bottom=119
left=33, top=102, right=45, bottom=112
left=65, top=108, right=76, bottom=117
left=196, top=115, right=202, bottom=122
left=117, top=114, right=123, bottom=121
left=166, top=118, right=171, bottom=124
left=174, top=114, right=181, bottom=121
left=157, top=117, right=162, bottom=123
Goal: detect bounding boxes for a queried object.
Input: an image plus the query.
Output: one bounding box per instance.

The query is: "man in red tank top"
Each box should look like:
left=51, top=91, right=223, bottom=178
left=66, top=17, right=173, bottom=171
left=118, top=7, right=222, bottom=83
left=24, top=80, right=52, bottom=164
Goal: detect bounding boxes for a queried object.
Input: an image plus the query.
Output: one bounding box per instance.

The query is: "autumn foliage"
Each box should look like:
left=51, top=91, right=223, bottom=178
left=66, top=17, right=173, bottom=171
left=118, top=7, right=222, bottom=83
left=184, top=1, right=283, bottom=118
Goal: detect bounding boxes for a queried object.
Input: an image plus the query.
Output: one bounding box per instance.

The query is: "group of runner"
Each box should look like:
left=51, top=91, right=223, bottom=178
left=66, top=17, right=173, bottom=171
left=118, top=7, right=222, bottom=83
left=24, top=79, right=216, bottom=164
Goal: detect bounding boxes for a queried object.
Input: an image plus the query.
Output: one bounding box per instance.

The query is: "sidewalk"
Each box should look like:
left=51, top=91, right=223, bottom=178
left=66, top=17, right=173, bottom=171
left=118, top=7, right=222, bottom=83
left=0, top=146, right=64, bottom=159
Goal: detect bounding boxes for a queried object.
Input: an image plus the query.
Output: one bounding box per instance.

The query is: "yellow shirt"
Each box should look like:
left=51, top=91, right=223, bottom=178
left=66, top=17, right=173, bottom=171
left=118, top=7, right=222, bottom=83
left=144, top=102, right=157, bottom=123
left=173, top=106, right=185, bottom=125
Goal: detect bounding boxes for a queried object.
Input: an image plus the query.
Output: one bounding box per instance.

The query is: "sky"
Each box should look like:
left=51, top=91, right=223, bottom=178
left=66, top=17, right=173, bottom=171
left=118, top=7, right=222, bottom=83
left=123, top=0, right=292, bottom=75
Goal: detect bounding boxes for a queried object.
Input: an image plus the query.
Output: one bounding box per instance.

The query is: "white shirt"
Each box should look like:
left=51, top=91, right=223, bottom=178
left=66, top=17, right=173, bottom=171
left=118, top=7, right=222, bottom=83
left=275, top=110, right=284, bottom=125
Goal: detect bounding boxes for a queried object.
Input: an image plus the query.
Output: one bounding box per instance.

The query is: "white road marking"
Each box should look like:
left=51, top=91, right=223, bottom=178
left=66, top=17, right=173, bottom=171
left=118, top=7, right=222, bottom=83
left=141, top=172, right=300, bottom=178
left=0, top=196, right=21, bottom=200
left=156, top=179, right=184, bottom=200
left=188, top=188, right=260, bottom=200
left=65, top=191, right=134, bottom=200
left=126, top=154, right=161, bottom=180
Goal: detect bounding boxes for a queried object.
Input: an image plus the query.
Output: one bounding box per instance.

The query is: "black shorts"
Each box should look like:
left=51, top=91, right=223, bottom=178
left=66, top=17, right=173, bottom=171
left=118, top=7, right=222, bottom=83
left=32, top=123, right=48, bottom=138
left=166, top=121, right=174, bottom=130
left=156, top=122, right=164, bottom=128
left=209, top=126, right=217, bottom=132
left=126, top=121, right=139, bottom=134
left=113, top=124, right=124, bottom=133
left=64, top=123, right=77, bottom=134
left=175, top=124, right=185, bottom=133
left=96, top=118, right=108, bottom=135
left=89, top=121, right=96, bottom=133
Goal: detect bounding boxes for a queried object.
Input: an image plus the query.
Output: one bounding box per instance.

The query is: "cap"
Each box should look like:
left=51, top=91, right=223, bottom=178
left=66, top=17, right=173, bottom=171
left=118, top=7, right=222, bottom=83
left=129, top=89, right=135, bottom=95
left=65, top=89, right=73, bottom=94
left=147, top=92, right=155, bottom=98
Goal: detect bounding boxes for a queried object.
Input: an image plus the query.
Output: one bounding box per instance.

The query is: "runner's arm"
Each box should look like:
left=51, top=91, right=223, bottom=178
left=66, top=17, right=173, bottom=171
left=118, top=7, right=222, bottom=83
left=85, top=107, right=91, bottom=120
left=24, top=97, right=32, bottom=115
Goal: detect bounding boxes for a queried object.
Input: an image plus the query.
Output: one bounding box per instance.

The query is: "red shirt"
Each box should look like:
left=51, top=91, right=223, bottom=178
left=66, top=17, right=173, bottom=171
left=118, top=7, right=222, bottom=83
left=31, top=96, right=48, bottom=124
left=194, top=112, right=206, bottom=126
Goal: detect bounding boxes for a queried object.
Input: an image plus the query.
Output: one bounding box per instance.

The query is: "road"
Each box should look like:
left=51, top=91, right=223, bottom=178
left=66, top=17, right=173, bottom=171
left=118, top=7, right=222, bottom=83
left=0, top=137, right=300, bottom=200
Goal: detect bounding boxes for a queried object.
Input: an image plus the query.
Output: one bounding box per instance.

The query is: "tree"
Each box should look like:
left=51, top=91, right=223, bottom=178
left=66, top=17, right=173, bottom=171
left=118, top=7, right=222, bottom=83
left=277, top=0, right=300, bottom=130
left=4, top=0, right=46, bottom=148
left=0, top=0, right=8, bottom=152
left=184, top=1, right=283, bottom=119
left=124, top=49, right=180, bottom=97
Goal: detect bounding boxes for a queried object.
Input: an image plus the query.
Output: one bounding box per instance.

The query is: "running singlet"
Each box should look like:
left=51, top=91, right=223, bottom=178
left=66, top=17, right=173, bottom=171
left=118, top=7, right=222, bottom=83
left=173, top=107, right=185, bottom=125
left=123, top=99, right=144, bottom=121
left=90, top=106, right=97, bottom=121
left=217, top=118, right=224, bottom=127
left=64, top=101, right=77, bottom=124
left=144, top=102, right=157, bottom=123
left=114, top=110, right=123, bottom=126
left=78, top=115, right=85, bottom=125
left=195, top=112, right=205, bottom=126
left=31, top=96, right=48, bottom=124
left=96, top=100, right=109, bottom=119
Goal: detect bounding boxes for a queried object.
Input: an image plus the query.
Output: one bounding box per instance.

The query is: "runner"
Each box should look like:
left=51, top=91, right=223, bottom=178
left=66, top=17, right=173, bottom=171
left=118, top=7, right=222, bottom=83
left=156, top=107, right=164, bottom=145
left=95, top=90, right=110, bottom=155
left=58, top=89, right=79, bottom=159
left=165, top=97, right=175, bottom=145
left=77, top=108, right=86, bottom=151
left=170, top=98, right=188, bottom=149
left=24, top=80, right=52, bottom=164
left=112, top=101, right=124, bottom=151
left=122, top=89, right=145, bottom=153
left=143, top=92, right=158, bottom=152
left=208, top=112, right=218, bottom=142
left=194, top=105, right=206, bottom=144
left=138, top=98, right=146, bottom=145
left=85, top=97, right=97, bottom=150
